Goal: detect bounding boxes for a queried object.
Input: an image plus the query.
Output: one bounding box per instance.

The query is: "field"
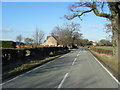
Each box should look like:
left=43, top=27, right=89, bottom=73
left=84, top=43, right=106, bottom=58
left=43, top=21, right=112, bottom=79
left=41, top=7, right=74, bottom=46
left=94, top=46, right=113, bottom=50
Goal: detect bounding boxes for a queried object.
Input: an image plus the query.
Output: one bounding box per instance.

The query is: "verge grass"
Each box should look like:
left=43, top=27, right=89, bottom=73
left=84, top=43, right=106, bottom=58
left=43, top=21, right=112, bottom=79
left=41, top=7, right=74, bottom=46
left=90, top=50, right=119, bottom=75
left=3, top=50, right=70, bottom=81
left=3, top=56, right=60, bottom=79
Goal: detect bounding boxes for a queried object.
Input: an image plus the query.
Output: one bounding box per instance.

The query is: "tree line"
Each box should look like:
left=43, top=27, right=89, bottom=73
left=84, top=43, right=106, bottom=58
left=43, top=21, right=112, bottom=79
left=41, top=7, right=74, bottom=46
left=15, top=21, right=112, bottom=48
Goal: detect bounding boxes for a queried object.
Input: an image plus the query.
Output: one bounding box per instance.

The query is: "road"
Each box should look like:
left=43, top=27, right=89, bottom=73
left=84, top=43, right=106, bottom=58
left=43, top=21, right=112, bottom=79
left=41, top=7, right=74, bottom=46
left=2, top=47, right=119, bottom=88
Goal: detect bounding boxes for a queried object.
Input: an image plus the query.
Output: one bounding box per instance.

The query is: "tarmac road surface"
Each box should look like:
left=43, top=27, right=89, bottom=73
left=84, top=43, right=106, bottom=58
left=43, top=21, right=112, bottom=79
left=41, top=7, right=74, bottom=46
left=2, top=47, right=119, bottom=88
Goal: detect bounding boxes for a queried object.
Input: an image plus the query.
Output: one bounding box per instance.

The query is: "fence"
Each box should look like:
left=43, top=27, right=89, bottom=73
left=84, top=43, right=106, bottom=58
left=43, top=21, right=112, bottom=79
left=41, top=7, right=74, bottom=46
left=2, top=47, right=68, bottom=65
left=90, top=47, right=113, bottom=56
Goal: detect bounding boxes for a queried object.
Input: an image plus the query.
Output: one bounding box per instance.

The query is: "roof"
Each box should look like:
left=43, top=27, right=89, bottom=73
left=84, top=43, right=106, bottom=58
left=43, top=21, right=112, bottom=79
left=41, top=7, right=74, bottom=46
left=46, top=35, right=58, bottom=41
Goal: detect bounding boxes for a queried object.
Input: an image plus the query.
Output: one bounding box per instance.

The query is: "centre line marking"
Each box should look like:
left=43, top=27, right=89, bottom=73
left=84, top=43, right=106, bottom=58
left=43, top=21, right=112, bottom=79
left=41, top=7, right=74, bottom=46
left=72, top=58, right=77, bottom=65
left=58, top=73, right=69, bottom=89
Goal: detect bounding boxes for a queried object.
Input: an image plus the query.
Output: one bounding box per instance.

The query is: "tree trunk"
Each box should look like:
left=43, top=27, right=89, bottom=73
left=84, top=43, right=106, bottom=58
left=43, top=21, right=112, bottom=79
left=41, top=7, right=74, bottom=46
left=118, top=19, right=120, bottom=80
left=111, top=11, right=120, bottom=80
left=108, top=2, right=120, bottom=62
left=112, top=15, right=120, bottom=61
left=118, top=19, right=120, bottom=61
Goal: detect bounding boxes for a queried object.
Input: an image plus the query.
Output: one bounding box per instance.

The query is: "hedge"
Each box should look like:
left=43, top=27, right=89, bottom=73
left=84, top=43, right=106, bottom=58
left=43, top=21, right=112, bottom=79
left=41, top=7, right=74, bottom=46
left=90, top=47, right=113, bottom=56
left=2, top=47, right=68, bottom=65
left=1, top=41, right=16, bottom=48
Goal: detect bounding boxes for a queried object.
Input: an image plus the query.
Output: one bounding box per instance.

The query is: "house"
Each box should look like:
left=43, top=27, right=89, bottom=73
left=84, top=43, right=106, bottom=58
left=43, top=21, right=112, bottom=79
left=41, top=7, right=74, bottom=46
left=92, top=42, right=97, bottom=46
left=41, top=33, right=58, bottom=47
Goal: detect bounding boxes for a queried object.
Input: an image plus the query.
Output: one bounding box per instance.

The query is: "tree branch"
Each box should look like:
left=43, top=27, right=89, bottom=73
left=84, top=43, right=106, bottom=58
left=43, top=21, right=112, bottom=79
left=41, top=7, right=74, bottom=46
left=65, top=2, right=112, bottom=20
left=86, top=3, right=111, bottom=19
left=93, top=8, right=111, bottom=19
left=65, top=9, right=93, bottom=20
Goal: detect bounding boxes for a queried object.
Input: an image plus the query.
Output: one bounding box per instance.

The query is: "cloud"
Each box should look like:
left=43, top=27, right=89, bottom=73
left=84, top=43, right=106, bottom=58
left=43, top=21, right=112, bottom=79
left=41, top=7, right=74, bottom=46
left=88, top=25, right=97, bottom=29
left=0, top=28, right=13, bottom=32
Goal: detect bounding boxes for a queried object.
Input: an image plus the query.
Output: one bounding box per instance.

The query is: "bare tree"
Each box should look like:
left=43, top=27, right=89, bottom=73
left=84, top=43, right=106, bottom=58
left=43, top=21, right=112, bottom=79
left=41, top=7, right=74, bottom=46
left=104, top=23, right=112, bottom=33
left=24, top=38, right=34, bottom=46
left=16, top=34, right=22, bottom=45
left=104, top=23, right=113, bottom=41
left=38, top=30, right=44, bottom=44
left=52, top=22, right=82, bottom=48
left=33, top=26, right=44, bottom=46
left=64, top=2, right=120, bottom=61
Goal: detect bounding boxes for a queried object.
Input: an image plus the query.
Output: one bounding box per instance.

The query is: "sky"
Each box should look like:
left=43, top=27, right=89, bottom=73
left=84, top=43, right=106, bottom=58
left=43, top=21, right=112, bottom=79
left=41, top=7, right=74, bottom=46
left=1, top=2, right=111, bottom=42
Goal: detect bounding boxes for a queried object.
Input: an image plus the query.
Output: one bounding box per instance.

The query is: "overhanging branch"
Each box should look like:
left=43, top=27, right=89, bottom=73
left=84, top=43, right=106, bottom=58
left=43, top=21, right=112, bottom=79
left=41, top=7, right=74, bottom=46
left=65, top=9, right=93, bottom=20
left=93, top=8, right=111, bottom=19
left=65, top=2, right=112, bottom=20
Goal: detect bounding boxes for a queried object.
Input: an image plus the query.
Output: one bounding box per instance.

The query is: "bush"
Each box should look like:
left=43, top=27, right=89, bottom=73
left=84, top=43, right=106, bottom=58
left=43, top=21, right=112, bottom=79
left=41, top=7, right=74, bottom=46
left=1, top=41, right=16, bottom=48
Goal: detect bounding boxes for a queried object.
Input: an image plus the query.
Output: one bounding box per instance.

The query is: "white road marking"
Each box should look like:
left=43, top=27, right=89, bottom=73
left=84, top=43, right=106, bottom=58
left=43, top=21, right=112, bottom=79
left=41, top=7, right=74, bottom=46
left=58, top=52, right=78, bottom=89
left=57, top=73, right=69, bottom=89
left=2, top=76, right=20, bottom=85
left=60, top=53, right=70, bottom=58
left=1, top=66, right=45, bottom=86
left=25, top=70, right=32, bottom=74
left=19, top=74, right=24, bottom=77
left=72, top=58, right=77, bottom=66
left=89, top=52, right=120, bottom=85
left=1, top=53, right=70, bottom=86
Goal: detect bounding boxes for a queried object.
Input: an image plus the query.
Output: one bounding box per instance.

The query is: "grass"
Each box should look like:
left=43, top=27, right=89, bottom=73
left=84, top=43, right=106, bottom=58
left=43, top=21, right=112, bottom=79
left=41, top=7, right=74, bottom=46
left=3, top=50, right=70, bottom=81
left=90, top=50, right=119, bottom=76
left=25, top=50, right=30, bottom=56
left=3, top=56, right=60, bottom=79
left=94, top=46, right=113, bottom=50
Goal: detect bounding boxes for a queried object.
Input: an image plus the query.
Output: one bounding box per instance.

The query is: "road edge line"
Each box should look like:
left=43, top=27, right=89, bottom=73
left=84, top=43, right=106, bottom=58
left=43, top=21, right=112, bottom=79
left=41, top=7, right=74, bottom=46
left=2, top=52, right=70, bottom=86
left=89, top=52, right=120, bottom=85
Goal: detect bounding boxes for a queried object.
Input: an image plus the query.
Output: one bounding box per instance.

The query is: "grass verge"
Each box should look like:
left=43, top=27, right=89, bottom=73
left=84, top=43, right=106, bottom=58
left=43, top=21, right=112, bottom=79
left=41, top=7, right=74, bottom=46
left=2, top=50, right=70, bottom=81
left=89, top=49, right=119, bottom=79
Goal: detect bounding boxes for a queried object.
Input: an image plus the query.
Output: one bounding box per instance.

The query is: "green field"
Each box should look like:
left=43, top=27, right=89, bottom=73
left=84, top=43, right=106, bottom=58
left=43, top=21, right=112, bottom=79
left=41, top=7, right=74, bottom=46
left=95, top=46, right=113, bottom=50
